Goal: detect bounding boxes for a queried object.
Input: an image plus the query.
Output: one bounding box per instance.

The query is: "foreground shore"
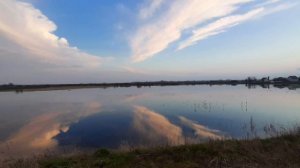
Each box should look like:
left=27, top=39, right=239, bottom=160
left=5, top=130, right=300, bottom=168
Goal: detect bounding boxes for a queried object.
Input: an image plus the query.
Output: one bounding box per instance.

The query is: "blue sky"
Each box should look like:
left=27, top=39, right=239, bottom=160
left=30, top=0, right=134, bottom=56
left=0, top=0, right=299, bottom=83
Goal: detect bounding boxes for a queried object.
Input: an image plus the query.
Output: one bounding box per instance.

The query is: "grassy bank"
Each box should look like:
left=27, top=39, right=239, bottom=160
left=4, top=130, right=300, bottom=168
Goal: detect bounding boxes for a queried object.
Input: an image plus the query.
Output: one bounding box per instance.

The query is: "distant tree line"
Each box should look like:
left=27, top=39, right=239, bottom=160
left=246, top=76, right=300, bottom=83
left=0, top=75, right=299, bottom=91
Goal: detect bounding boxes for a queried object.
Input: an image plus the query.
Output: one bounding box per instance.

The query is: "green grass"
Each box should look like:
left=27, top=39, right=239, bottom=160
left=4, top=132, right=300, bottom=168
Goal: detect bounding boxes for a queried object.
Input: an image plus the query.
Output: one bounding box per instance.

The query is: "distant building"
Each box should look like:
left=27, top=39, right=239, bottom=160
left=287, top=76, right=298, bottom=82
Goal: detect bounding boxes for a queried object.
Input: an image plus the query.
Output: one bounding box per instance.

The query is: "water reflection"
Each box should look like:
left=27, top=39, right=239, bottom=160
left=0, top=85, right=299, bottom=158
left=0, top=102, right=101, bottom=156
left=133, top=106, right=184, bottom=145
left=179, top=116, right=223, bottom=140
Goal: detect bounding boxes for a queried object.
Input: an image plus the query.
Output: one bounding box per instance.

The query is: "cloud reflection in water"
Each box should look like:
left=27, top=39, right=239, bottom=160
left=179, top=116, right=224, bottom=140
left=0, top=102, right=101, bottom=156
left=133, top=105, right=184, bottom=145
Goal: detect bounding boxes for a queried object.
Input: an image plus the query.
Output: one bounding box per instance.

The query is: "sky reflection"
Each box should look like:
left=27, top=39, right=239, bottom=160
left=0, top=102, right=101, bottom=157
left=133, top=105, right=184, bottom=145
left=0, top=85, right=300, bottom=158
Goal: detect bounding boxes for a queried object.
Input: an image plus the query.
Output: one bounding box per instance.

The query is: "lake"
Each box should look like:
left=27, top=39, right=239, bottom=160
left=0, top=85, right=300, bottom=158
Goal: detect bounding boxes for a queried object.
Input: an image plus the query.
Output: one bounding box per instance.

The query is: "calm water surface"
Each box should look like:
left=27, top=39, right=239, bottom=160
left=0, top=85, right=300, bottom=157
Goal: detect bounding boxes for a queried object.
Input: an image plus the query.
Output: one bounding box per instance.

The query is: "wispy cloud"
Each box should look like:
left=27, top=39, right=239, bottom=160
left=258, top=2, right=297, bottom=17
left=131, top=0, right=254, bottom=62
left=179, top=2, right=297, bottom=50
left=256, top=0, right=281, bottom=7
left=122, top=66, right=149, bottom=75
left=131, top=0, right=295, bottom=62
left=178, top=8, right=264, bottom=50
left=139, top=0, right=164, bottom=19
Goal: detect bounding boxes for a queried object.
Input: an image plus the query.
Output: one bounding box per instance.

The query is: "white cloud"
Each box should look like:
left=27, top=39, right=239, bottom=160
left=0, top=0, right=110, bottom=84
left=131, top=0, right=294, bottom=62
left=179, top=2, right=297, bottom=50
left=131, top=0, right=253, bottom=62
left=139, top=0, right=164, bottom=19
left=256, top=0, right=281, bottom=7
left=122, top=66, right=149, bottom=75
left=258, top=2, right=297, bottom=17
left=178, top=8, right=264, bottom=50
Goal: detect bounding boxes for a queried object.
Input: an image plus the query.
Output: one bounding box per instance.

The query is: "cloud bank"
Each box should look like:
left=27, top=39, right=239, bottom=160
left=0, top=0, right=107, bottom=84
left=131, top=0, right=294, bottom=62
